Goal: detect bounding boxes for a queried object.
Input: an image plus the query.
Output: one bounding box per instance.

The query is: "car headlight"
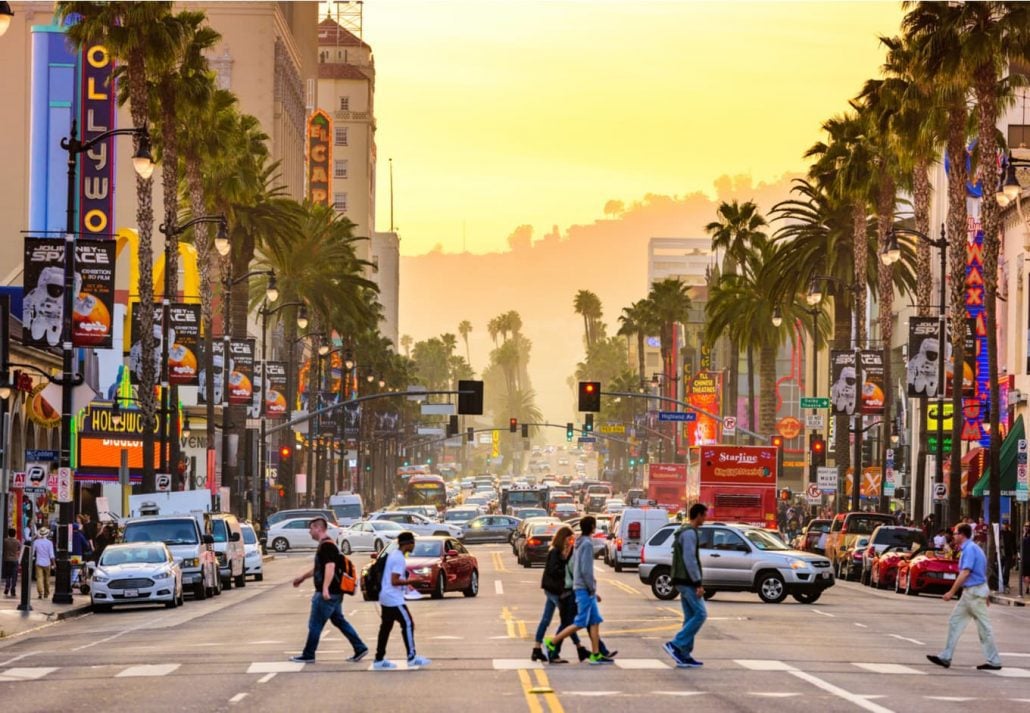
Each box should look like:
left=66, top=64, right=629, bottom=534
left=788, top=559, right=810, bottom=570
left=181, top=558, right=199, bottom=568
left=154, top=570, right=173, bottom=580
left=412, top=567, right=433, bottom=576
left=93, top=574, right=108, bottom=583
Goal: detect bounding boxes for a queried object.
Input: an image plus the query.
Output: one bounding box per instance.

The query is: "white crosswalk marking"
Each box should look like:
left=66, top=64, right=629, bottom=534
left=0, top=667, right=57, bottom=682
left=247, top=661, right=306, bottom=674
left=493, top=659, right=543, bottom=670
left=735, top=659, right=796, bottom=671
left=116, top=664, right=181, bottom=678
left=614, top=658, right=669, bottom=670
left=988, top=668, right=1030, bottom=678
left=366, top=660, right=419, bottom=671
left=853, top=663, right=925, bottom=675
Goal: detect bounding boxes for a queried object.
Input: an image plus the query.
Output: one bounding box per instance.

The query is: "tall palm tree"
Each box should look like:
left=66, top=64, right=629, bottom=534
left=647, top=278, right=692, bottom=400
left=573, top=290, right=603, bottom=349
left=458, top=320, right=473, bottom=366
left=400, top=334, right=413, bottom=357
left=617, top=300, right=655, bottom=386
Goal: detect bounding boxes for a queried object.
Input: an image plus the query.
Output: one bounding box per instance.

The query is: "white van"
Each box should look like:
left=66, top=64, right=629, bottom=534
left=328, top=492, right=364, bottom=526
left=609, top=508, right=670, bottom=572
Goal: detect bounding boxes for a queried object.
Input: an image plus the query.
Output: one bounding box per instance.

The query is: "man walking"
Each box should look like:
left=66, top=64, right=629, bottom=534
left=544, top=515, right=614, bottom=665
left=373, top=531, right=430, bottom=670
left=290, top=517, right=367, bottom=664
left=3, top=528, right=20, bottom=596
left=32, top=528, right=55, bottom=599
left=664, top=503, right=708, bottom=668
left=927, top=522, right=1002, bottom=671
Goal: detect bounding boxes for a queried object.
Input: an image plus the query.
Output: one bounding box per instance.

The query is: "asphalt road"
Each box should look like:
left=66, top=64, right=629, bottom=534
left=0, top=542, right=1028, bottom=713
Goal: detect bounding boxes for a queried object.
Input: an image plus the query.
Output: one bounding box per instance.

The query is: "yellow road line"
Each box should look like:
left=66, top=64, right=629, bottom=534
left=492, top=551, right=510, bottom=573
left=604, top=578, right=641, bottom=596
left=501, top=607, right=516, bottom=638
left=516, top=669, right=545, bottom=713
left=660, top=606, right=681, bottom=616
left=532, top=669, right=565, bottom=713
left=517, top=619, right=528, bottom=640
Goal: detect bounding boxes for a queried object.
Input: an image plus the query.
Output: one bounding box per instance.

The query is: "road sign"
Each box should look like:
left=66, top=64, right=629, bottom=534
left=155, top=473, right=171, bottom=493
left=805, top=414, right=824, bottom=429
left=26, top=463, right=49, bottom=488
left=57, top=467, right=73, bottom=502
left=800, top=397, right=831, bottom=409
left=658, top=411, right=696, bottom=422
left=806, top=483, right=822, bottom=503
left=599, top=423, right=626, bottom=434
left=578, top=437, right=597, bottom=444
left=933, top=482, right=947, bottom=501
left=11, top=472, right=25, bottom=489
left=24, top=487, right=46, bottom=495
left=723, top=416, right=736, bottom=436
left=927, top=434, right=953, bottom=454
left=1017, top=440, right=1028, bottom=501
left=817, top=467, right=837, bottom=492
left=25, top=449, right=58, bottom=462
left=491, top=430, right=500, bottom=458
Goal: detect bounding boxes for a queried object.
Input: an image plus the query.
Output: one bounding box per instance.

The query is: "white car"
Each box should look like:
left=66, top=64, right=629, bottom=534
left=337, top=520, right=405, bottom=554
left=90, top=542, right=183, bottom=611
left=604, top=498, right=626, bottom=515
left=443, top=506, right=481, bottom=525
left=367, top=511, right=464, bottom=539
left=240, top=523, right=263, bottom=582
left=267, top=518, right=344, bottom=553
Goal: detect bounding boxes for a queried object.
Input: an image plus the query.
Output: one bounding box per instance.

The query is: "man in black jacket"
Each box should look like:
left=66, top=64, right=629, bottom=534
left=665, top=503, right=708, bottom=668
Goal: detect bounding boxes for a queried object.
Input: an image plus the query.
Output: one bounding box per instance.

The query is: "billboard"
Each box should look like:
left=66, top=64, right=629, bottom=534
left=168, top=304, right=201, bottom=386
left=228, top=339, right=255, bottom=405
left=906, top=316, right=975, bottom=399
left=859, top=350, right=884, bottom=415
left=75, top=401, right=161, bottom=477
left=697, top=445, right=777, bottom=486
left=263, top=361, right=288, bottom=418
left=685, top=370, right=721, bottom=446
left=307, top=110, right=331, bottom=205
left=829, top=350, right=857, bottom=416
left=23, top=237, right=117, bottom=349
left=78, top=43, right=117, bottom=235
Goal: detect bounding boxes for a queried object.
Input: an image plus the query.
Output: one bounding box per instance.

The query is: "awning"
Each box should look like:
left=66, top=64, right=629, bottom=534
left=971, top=414, right=1023, bottom=497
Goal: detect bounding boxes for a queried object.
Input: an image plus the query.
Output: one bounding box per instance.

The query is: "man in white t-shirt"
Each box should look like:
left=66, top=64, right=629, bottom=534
left=373, top=531, right=431, bottom=670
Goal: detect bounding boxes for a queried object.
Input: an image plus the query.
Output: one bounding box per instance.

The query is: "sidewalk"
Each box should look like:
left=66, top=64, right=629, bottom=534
left=990, top=590, right=1028, bottom=607
left=0, top=591, right=93, bottom=640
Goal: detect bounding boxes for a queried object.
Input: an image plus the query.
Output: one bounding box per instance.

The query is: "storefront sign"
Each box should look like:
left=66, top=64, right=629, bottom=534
left=78, top=43, right=117, bottom=235
left=685, top=370, right=721, bottom=446
left=76, top=401, right=160, bottom=476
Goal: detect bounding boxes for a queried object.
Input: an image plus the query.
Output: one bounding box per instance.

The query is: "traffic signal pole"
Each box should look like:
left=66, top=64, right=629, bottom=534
left=602, top=391, right=770, bottom=442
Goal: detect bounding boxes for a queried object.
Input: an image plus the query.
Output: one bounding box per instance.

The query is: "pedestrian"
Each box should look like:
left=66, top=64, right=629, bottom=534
left=1021, top=523, right=1030, bottom=592
left=926, top=523, right=1002, bottom=671
left=373, top=531, right=431, bottom=670
left=1000, top=522, right=1017, bottom=594
left=3, top=528, right=20, bottom=596
left=32, top=528, right=55, bottom=599
left=289, top=517, right=368, bottom=664
left=93, top=524, right=114, bottom=561
left=664, top=502, right=709, bottom=668
left=534, top=525, right=586, bottom=663
left=933, top=529, right=948, bottom=550
left=544, top=515, right=613, bottom=665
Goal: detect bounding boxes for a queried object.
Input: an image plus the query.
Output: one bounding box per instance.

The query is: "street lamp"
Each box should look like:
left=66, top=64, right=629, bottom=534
left=0, top=2, right=14, bottom=37
left=771, top=306, right=783, bottom=328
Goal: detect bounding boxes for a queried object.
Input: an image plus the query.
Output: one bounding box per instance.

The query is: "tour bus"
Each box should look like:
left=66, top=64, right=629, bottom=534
left=403, top=473, right=448, bottom=513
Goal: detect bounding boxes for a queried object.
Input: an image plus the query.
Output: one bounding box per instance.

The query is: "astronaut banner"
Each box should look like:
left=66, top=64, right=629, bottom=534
left=23, top=237, right=117, bottom=349
left=906, top=317, right=975, bottom=399
left=264, top=362, right=288, bottom=418
left=830, top=350, right=857, bottom=416
left=198, top=340, right=226, bottom=405
left=227, top=339, right=255, bottom=406
left=168, top=304, right=201, bottom=386
left=859, top=349, right=884, bottom=415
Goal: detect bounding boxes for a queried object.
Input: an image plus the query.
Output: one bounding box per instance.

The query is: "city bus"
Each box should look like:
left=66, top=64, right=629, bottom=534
left=403, top=473, right=448, bottom=513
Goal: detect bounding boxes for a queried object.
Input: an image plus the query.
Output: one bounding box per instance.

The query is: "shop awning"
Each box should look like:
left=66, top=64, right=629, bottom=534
left=971, top=414, right=1023, bottom=497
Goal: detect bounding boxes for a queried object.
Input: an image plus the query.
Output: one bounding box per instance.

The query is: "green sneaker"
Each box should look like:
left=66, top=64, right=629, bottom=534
left=543, top=637, right=556, bottom=654
left=588, top=653, right=615, bottom=665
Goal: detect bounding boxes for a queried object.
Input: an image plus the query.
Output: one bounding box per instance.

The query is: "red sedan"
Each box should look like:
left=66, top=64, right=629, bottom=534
left=869, top=547, right=911, bottom=590
left=360, top=536, right=479, bottom=600
left=895, top=550, right=960, bottom=596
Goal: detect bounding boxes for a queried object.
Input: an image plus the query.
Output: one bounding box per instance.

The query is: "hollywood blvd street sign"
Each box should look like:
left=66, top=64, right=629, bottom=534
left=658, top=411, right=696, bottom=422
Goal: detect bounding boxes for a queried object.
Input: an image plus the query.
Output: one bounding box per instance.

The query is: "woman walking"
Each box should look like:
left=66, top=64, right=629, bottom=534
left=532, top=526, right=586, bottom=664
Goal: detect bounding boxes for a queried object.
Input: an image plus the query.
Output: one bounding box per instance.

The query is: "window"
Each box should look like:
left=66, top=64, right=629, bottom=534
left=335, top=126, right=348, bottom=146
left=334, top=192, right=348, bottom=212
left=339, top=96, right=350, bottom=111
left=710, top=529, right=747, bottom=551
left=1008, top=124, right=1030, bottom=148
left=335, top=159, right=348, bottom=179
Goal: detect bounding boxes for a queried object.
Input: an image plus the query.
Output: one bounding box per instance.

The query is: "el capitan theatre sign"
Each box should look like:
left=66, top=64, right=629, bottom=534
left=307, top=110, right=331, bottom=205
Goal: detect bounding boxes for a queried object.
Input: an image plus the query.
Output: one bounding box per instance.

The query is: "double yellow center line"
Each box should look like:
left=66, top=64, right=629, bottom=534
left=491, top=551, right=510, bottom=573
left=501, top=606, right=528, bottom=639
left=517, top=668, right=564, bottom=713
left=604, top=577, right=641, bottom=597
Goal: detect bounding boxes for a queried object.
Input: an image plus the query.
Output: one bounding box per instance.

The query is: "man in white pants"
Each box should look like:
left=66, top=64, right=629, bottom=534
left=926, top=523, right=1002, bottom=671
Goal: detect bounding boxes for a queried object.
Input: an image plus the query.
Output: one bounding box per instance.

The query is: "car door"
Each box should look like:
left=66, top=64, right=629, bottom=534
left=450, top=539, right=473, bottom=586
left=285, top=520, right=309, bottom=548
left=498, top=517, right=518, bottom=542
left=348, top=523, right=369, bottom=550
left=706, top=528, right=753, bottom=586
left=464, top=517, right=486, bottom=543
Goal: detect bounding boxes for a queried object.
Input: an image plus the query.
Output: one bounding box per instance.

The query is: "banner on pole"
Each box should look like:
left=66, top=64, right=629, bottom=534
left=829, top=350, right=857, bottom=416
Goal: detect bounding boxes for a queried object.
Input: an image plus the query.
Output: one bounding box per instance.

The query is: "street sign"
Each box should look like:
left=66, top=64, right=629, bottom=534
left=817, top=467, right=837, bottom=492
left=26, top=463, right=49, bottom=489
left=599, top=423, right=626, bottom=434
left=57, top=467, right=73, bottom=502
left=927, top=434, right=953, bottom=454
left=155, top=473, right=171, bottom=493
left=25, top=449, right=58, bottom=462
left=11, top=471, right=25, bottom=489
left=658, top=411, right=696, bottom=422
left=800, top=397, right=831, bottom=409
left=578, top=437, right=597, bottom=444
left=805, top=414, right=824, bottom=429
left=805, top=483, right=822, bottom=503
left=884, top=449, right=896, bottom=496
left=933, top=482, right=947, bottom=501
left=24, top=487, right=46, bottom=495
left=1018, top=439, right=1028, bottom=502
left=723, top=416, right=736, bottom=436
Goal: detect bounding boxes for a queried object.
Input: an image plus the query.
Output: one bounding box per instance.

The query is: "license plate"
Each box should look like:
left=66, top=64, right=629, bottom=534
left=123, top=589, right=139, bottom=597
left=821, top=572, right=830, bottom=579
left=943, top=573, right=957, bottom=580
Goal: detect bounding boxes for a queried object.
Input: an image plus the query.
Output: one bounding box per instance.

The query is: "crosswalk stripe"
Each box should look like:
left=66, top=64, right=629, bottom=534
left=494, top=659, right=543, bottom=670
left=116, top=664, right=181, bottom=678
left=0, top=667, right=57, bottom=681
left=247, top=661, right=306, bottom=674
left=853, top=663, right=924, bottom=675
left=735, top=659, right=796, bottom=671
left=988, top=668, right=1030, bottom=678
left=614, top=658, right=669, bottom=670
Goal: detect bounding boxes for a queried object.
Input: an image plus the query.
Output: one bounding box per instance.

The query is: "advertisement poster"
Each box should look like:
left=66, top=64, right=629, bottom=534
left=697, top=445, right=777, bottom=485
left=685, top=370, right=721, bottom=446
left=829, top=350, right=857, bottom=416
left=127, top=305, right=162, bottom=385
left=168, top=304, right=200, bottom=386
left=228, top=339, right=255, bottom=405
left=23, top=237, right=117, bottom=349
left=859, top=350, right=885, bottom=415
left=198, top=339, right=226, bottom=405
left=907, top=317, right=975, bottom=399
left=263, top=362, right=288, bottom=418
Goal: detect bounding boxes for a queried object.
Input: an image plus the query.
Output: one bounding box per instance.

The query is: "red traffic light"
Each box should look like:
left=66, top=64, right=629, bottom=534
left=812, top=439, right=825, bottom=453
left=585, top=383, right=595, bottom=393
left=279, top=445, right=291, bottom=459
left=509, top=418, right=518, bottom=433
left=771, top=435, right=784, bottom=449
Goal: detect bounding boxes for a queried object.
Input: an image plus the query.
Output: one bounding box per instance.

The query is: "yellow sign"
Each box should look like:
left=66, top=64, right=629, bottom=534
left=491, top=430, right=500, bottom=458
left=926, top=402, right=954, bottom=432
left=599, top=424, right=625, bottom=434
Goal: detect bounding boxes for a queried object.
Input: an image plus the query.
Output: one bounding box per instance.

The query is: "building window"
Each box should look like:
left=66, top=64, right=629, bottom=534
left=335, top=126, right=348, bottom=146
left=339, top=96, right=350, bottom=112
left=335, top=160, right=349, bottom=179
left=1009, top=124, right=1030, bottom=149
left=334, top=192, right=348, bottom=212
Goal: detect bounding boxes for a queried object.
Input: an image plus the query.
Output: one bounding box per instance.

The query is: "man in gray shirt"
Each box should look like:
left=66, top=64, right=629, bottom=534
left=665, top=503, right=708, bottom=668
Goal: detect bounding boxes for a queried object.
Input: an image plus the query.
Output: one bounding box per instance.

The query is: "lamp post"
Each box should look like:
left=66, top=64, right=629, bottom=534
left=882, top=225, right=947, bottom=524
left=50, top=121, right=153, bottom=604
left=0, top=1, right=14, bottom=37
left=772, top=304, right=822, bottom=486
left=255, top=300, right=305, bottom=527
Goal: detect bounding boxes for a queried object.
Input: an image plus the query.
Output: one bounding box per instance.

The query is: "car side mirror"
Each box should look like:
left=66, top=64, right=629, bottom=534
left=230, top=532, right=241, bottom=542
left=446, top=550, right=459, bottom=558
left=202, top=534, right=215, bottom=545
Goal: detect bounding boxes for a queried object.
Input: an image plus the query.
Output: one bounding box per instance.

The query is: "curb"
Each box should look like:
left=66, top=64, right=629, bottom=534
left=54, top=603, right=95, bottom=620
left=989, top=594, right=1027, bottom=607
left=262, top=554, right=275, bottom=562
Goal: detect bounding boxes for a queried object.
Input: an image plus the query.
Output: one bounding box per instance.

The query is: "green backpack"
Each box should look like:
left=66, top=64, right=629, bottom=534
left=670, top=525, right=692, bottom=583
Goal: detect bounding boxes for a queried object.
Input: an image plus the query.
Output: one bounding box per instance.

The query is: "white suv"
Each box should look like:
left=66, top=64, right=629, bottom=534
left=637, top=522, right=835, bottom=604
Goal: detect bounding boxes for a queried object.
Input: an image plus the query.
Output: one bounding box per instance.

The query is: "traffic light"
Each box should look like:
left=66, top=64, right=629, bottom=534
left=458, top=379, right=484, bottom=415
left=279, top=445, right=291, bottom=460
left=771, top=435, right=784, bottom=449
left=447, top=414, right=459, bottom=437
left=578, top=381, right=601, bottom=412
left=277, top=485, right=285, bottom=497
left=509, top=417, right=518, bottom=433
left=584, top=413, right=594, bottom=432
left=467, top=427, right=475, bottom=443
left=629, top=457, right=637, bottom=467
left=566, top=422, right=574, bottom=441
left=771, top=435, right=784, bottom=475
left=521, top=423, right=529, bottom=438
left=809, top=433, right=826, bottom=468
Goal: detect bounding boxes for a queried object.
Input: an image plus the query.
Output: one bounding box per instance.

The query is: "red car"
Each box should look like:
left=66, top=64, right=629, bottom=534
left=894, top=550, right=960, bottom=596
left=868, top=547, right=912, bottom=590
left=360, top=536, right=479, bottom=600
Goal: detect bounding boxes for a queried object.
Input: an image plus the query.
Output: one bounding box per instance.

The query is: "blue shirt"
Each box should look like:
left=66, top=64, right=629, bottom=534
left=957, top=540, right=987, bottom=587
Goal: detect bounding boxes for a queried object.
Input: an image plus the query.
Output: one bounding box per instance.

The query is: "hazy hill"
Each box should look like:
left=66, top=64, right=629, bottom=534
left=398, top=173, right=801, bottom=428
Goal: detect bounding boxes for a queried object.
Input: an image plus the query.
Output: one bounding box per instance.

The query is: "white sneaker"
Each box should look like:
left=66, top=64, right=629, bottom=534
left=408, top=655, right=432, bottom=667
left=373, top=659, right=397, bottom=670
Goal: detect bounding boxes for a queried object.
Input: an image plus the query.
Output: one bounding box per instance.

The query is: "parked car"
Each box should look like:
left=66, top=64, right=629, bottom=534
left=205, top=512, right=246, bottom=589
left=604, top=498, right=626, bottom=515
left=267, top=518, right=344, bottom=553
left=367, top=511, right=464, bottom=539
left=240, top=523, right=263, bottom=581
left=360, top=536, right=478, bottom=600
left=607, top=508, right=669, bottom=572
left=516, top=522, right=562, bottom=568
left=824, top=512, right=896, bottom=569
left=859, top=526, right=927, bottom=586
left=267, top=508, right=338, bottom=527
left=868, top=546, right=916, bottom=590
left=638, top=522, right=835, bottom=604
left=895, top=549, right=960, bottom=596
left=122, top=514, right=220, bottom=600
left=836, top=537, right=871, bottom=581
left=337, top=520, right=405, bottom=554
left=798, top=518, right=831, bottom=553
left=462, top=515, right=521, bottom=543
left=443, top=507, right=481, bottom=525
left=90, top=542, right=184, bottom=612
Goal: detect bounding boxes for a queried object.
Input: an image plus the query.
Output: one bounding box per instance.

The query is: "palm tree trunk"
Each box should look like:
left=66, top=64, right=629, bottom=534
left=945, top=99, right=968, bottom=523
left=853, top=203, right=868, bottom=346
left=833, top=292, right=853, bottom=510
left=186, top=157, right=214, bottom=494
left=582, top=314, right=590, bottom=350
left=746, top=343, right=756, bottom=444
left=912, top=159, right=933, bottom=525
left=728, top=335, right=739, bottom=444
left=877, top=176, right=895, bottom=514
left=160, top=87, right=180, bottom=488
left=758, top=342, right=777, bottom=436
left=636, top=332, right=646, bottom=386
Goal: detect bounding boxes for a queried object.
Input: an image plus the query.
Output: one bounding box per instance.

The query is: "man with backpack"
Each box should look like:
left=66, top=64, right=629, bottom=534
left=664, top=503, right=708, bottom=668
left=372, top=531, right=431, bottom=670
left=290, top=517, right=368, bottom=664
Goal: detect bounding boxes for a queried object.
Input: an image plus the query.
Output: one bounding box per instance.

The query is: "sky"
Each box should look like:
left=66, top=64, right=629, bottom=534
left=350, top=0, right=906, bottom=256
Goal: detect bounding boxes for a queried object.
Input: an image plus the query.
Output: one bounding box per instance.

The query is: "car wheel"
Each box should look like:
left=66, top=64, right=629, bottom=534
left=703, top=589, right=716, bottom=601
left=522, top=553, right=532, bottom=568
left=235, top=571, right=246, bottom=588
left=212, top=571, right=222, bottom=596
left=650, top=568, right=677, bottom=601
left=340, top=540, right=352, bottom=555
left=165, top=595, right=178, bottom=609
left=791, top=590, right=821, bottom=604
left=374, top=539, right=385, bottom=554
left=255, top=573, right=264, bottom=582
left=905, top=575, right=918, bottom=596
left=614, top=560, right=623, bottom=573
left=861, top=567, right=870, bottom=586
left=222, top=575, right=233, bottom=590
left=757, top=572, right=787, bottom=603
left=894, top=572, right=904, bottom=594
left=431, top=573, right=446, bottom=599
left=272, top=538, right=289, bottom=553
left=193, top=582, right=207, bottom=600
left=463, top=570, right=479, bottom=598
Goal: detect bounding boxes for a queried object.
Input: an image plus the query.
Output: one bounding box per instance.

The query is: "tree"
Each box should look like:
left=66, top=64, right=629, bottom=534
left=646, top=278, right=693, bottom=398
left=400, top=334, right=413, bottom=357
left=617, top=300, right=655, bottom=385
left=458, top=320, right=473, bottom=366
left=573, top=290, right=604, bottom=349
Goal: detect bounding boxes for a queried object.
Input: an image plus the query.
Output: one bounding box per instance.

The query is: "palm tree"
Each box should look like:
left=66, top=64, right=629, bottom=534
left=573, top=290, right=603, bottom=349
left=400, top=334, right=413, bottom=357
left=646, top=278, right=692, bottom=400
left=458, top=320, right=473, bottom=365
left=617, top=300, right=655, bottom=386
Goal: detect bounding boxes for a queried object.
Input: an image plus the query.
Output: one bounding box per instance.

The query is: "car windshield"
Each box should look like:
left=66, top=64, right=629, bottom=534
left=332, top=504, right=363, bottom=519
left=517, top=509, right=547, bottom=518
left=444, top=510, right=476, bottom=522
left=372, top=521, right=404, bottom=531
left=875, top=528, right=927, bottom=548
left=210, top=519, right=228, bottom=543
left=845, top=516, right=893, bottom=535
left=532, top=524, right=558, bottom=535
left=744, top=529, right=790, bottom=551
left=411, top=541, right=443, bottom=557
left=241, top=527, right=257, bottom=545
left=124, top=519, right=198, bottom=545
left=100, top=546, right=167, bottom=566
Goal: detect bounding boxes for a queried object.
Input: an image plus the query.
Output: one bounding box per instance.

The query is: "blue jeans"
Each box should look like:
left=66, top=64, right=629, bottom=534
left=672, top=585, right=707, bottom=656
left=301, top=592, right=366, bottom=659
left=535, top=591, right=580, bottom=652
